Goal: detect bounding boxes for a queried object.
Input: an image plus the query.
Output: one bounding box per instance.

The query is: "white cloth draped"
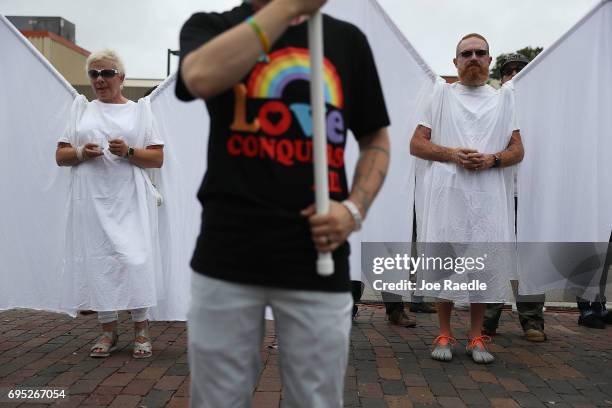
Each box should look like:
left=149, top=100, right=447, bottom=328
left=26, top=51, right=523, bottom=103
left=414, top=81, right=518, bottom=302
left=322, top=0, right=437, bottom=281
left=514, top=0, right=612, bottom=300
left=58, top=96, right=165, bottom=314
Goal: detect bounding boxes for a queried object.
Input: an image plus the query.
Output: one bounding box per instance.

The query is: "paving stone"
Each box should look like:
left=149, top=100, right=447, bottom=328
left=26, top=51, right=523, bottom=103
left=429, top=381, right=458, bottom=397
left=378, top=367, right=402, bottom=380
left=489, top=398, right=521, bottom=408
left=548, top=379, right=578, bottom=395
left=166, top=396, right=190, bottom=408
left=139, top=389, right=174, bottom=408
left=123, top=378, right=156, bottom=396
left=499, top=377, right=529, bottom=392
left=449, top=375, right=479, bottom=390
left=511, top=392, right=547, bottom=407
left=404, top=374, right=428, bottom=387
left=437, top=396, right=467, bottom=408
left=456, top=388, right=488, bottom=405
left=108, top=394, right=142, bottom=408
left=380, top=380, right=406, bottom=395
left=384, top=395, right=414, bottom=408
left=360, top=397, right=388, bottom=408
left=479, top=383, right=509, bottom=398
left=358, top=382, right=383, bottom=398
left=407, top=386, right=436, bottom=404
left=100, top=372, right=136, bottom=387
left=165, top=363, right=190, bottom=376
left=356, top=369, right=380, bottom=383
left=529, top=386, right=563, bottom=403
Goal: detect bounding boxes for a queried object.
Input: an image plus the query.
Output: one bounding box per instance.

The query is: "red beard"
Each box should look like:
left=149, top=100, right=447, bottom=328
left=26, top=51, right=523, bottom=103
left=460, top=63, right=489, bottom=85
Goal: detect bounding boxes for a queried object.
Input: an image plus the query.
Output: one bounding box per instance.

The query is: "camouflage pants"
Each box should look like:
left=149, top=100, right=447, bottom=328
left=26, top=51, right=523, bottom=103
left=483, top=280, right=545, bottom=332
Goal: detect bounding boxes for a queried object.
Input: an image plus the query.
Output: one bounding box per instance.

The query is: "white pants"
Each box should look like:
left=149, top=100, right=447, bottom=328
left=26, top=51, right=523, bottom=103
left=188, top=273, right=353, bottom=408
left=97, top=308, right=149, bottom=324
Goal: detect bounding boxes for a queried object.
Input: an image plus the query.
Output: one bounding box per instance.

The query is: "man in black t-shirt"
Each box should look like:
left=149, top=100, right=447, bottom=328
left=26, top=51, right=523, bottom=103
left=176, top=0, right=390, bottom=406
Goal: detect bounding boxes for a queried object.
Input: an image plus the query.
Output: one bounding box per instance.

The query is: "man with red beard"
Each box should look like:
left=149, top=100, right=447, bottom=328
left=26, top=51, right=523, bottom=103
left=411, top=33, right=525, bottom=364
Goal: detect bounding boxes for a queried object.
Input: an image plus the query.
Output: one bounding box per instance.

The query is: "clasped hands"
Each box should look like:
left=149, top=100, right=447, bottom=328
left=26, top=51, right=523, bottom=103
left=81, top=138, right=128, bottom=160
left=451, top=148, right=495, bottom=171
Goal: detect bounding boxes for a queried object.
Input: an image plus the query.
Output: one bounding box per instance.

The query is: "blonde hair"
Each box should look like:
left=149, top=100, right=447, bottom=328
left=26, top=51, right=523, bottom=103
left=85, top=49, right=126, bottom=75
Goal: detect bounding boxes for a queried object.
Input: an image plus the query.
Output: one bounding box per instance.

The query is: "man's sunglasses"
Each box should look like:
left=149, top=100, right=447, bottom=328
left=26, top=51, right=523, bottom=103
left=459, top=49, right=489, bottom=58
left=88, top=69, right=119, bottom=79
left=501, top=65, right=525, bottom=77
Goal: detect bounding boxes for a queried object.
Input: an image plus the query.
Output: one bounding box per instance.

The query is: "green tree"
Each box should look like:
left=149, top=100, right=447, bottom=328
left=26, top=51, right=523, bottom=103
left=490, top=46, right=544, bottom=80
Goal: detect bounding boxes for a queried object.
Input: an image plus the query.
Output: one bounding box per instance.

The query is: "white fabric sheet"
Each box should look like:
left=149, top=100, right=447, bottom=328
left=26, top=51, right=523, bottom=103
left=58, top=96, right=164, bottom=314
left=323, top=0, right=437, bottom=281
left=147, top=75, right=209, bottom=321
left=414, top=81, right=518, bottom=302
left=1, top=1, right=433, bottom=318
left=0, top=14, right=75, bottom=315
left=514, top=0, right=612, bottom=299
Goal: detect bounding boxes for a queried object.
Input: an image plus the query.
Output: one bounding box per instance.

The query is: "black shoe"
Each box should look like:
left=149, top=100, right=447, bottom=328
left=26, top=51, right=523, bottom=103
left=409, top=303, right=437, bottom=313
left=578, top=314, right=606, bottom=329
left=481, top=327, right=497, bottom=336
left=352, top=304, right=359, bottom=320
left=598, top=312, right=612, bottom=324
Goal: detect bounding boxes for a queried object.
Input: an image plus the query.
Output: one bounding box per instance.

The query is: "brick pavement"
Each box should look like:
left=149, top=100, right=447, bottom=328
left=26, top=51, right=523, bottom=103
left=0, top=306, right=611, bottom=407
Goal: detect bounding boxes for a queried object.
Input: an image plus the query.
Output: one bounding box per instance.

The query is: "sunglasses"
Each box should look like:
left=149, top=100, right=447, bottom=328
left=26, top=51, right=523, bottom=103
left=459, top=49, right=489, bottom=58
left=88, top=69, right=119, bottom=79
left=501, top=65, right=525, bottom=77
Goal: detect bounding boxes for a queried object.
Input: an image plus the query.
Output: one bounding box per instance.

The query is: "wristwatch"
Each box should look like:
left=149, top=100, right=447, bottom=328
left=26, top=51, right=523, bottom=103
left=125, top=147, right=135, bottom=159
left=492, top=154, right=501, bottom=168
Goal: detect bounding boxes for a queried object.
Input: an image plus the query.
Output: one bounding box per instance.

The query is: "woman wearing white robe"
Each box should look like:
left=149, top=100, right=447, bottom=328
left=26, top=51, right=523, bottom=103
left=56, top=49, right=164, bottom=358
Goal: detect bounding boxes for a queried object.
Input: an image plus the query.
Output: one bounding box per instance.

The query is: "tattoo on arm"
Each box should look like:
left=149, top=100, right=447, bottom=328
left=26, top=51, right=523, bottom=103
left=351, top=137, right=390, bottom=215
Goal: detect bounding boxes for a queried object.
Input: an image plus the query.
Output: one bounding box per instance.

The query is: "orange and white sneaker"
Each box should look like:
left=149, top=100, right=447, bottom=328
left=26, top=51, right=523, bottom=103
left=431, top=335, right=456, bottom=361
left=466, top=335, right=494, bottom=364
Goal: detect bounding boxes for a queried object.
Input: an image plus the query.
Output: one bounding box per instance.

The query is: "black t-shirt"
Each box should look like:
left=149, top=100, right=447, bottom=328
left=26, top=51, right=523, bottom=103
left=176, top=4, right=390, bottom=292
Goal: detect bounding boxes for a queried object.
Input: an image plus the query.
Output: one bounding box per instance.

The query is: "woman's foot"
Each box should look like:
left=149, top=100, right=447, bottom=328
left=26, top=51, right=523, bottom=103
left=466, top=335, right=494, bottom=364
left=133, top=322, right=152, bottom=359
left=431, top=335, right=456, bottom=361
left=90, top=331, right=118, bottom=358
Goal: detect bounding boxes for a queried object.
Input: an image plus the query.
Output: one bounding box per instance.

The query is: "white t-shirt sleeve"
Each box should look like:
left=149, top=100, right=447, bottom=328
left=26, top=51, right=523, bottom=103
left=57, top=123, right=71, bottom=144
left=512, top=105, right=520, bottom=132
left=416, top=92, right=434, bottom=129
left=145, top=116, right=165, bottom=147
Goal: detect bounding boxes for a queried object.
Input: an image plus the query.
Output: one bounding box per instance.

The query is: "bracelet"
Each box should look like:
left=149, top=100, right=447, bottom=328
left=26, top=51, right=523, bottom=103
left=342, top=200, right=363, bottom=231
left=247, top=16, right=271, bottom=61
left=76, top=146, right=85, bottom=162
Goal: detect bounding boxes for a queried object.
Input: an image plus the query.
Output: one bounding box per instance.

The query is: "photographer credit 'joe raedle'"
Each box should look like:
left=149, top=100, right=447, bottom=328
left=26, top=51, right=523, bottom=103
left=367, top=252, right=489, bottom=292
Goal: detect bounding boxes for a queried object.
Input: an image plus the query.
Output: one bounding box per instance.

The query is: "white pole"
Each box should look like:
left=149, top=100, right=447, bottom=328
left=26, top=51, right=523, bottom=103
left=308, top=12, right=334, bottom=276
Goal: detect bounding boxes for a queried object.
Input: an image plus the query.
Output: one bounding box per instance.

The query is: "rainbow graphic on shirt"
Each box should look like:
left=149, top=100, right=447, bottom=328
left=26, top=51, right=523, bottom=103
left=247, top=47, right=344, bottom=109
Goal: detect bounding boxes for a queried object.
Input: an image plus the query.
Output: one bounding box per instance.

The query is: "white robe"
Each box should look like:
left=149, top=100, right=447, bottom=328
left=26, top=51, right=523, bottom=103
left=58, top=96, right=164, bottom=313
left=414, top=81, right=518, bottom=303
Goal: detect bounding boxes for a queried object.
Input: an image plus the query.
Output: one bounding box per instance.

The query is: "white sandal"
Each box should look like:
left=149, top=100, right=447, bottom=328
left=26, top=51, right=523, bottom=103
left=133, top=326, right=152, bottom=359
left=90, top=331, right=118, bottom=358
